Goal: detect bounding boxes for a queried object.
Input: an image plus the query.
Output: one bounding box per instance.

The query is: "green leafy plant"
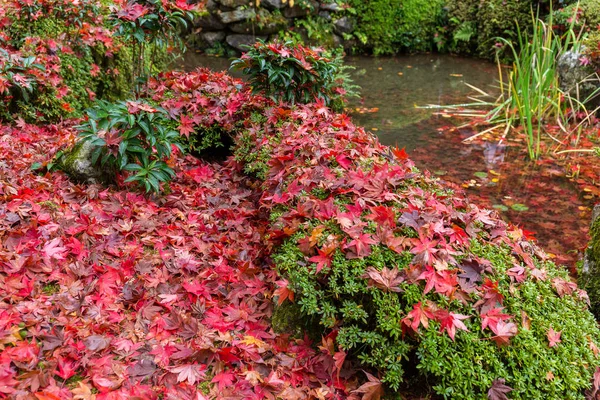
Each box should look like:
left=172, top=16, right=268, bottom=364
left=231, top=40, right=350, bottom=109
left=76, top=99, right=182, bottom=193
left=111, top=0, right=197, bottom=93
left=486, top=10, right=585, bottom=160
left=0, top=49, right=44, bottom=106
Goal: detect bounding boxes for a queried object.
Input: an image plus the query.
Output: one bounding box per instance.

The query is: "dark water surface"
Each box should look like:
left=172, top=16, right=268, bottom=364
left=182, top=52, right=592, bottom=267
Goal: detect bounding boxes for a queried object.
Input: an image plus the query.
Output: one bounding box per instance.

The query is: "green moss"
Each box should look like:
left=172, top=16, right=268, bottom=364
left=271, top=301, right=319, bottom=339
left=580, top=215, right=600, bottom=319
left=344, top=0, right=445, bottom=55
left=446, top=0, right=534, bottom=59
left=42, top=282, right=60, bottom=295
left=56, top=141, right=114, bottom=183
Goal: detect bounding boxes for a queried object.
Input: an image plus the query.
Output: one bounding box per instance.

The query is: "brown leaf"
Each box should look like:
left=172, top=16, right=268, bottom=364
left=352, top=371, right=384, bottom=400
left=362, top=266, right=404, bottom=292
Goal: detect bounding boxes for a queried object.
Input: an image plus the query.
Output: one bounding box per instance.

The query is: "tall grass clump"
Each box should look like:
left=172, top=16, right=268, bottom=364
left=487, top=10, right=582, bottom=160
left=475, top=5, right=600, bottom=161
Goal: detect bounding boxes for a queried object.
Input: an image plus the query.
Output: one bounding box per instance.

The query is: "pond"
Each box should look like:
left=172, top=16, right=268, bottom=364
left=182, top=52, right=594, bottom=268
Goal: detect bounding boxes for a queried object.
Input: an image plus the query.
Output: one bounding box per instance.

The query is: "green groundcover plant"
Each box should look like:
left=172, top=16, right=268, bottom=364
left=235, top=99, right=600, bottom=398
left=231, top=40, right=354, bottom=110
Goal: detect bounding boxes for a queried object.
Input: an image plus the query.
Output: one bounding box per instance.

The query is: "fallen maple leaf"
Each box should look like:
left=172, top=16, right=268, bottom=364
left=273, top=279, right=294, bottom=305
left=168, top=363, right=206, bottom=385
left=547, top=328, right=562, bottom=347
left=362, top=266, right=404, bottom=292
left=488, top=378, right=513, bottom=400
left=490, top=320, right=518, bottom=346
left=72, top=381, right=96, bottom=400
left=352, top=371, right=384, bottom=400
left=436, top=309, right=469, bottom=341
left=212, top=370, right=236, bottom=391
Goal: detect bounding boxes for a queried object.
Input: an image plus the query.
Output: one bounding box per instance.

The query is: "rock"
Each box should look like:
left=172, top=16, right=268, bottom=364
left=332, top=33, right=343, bottom=47
left=217, top=0, right=251, bottom=6
left=201, top=31, right=227, bottom=46
left=557, top=49, right=600, bottom=111
left=318, top=10, right=331, bottom=21
left=230, top=19, right=288, bottom=35
left=205, top=0, right=219, bottom=11
left=283, top=1, right=318, bottom=18
left=260, top=0, right=284, bottom=9
left=320, top=2, right=340, bottom=12
left=226, top=34, right=267, bottom=52
left=217, top=8, right=254, bottom=24
left=333, top=16, right=354, bottom=35
left=581, top=204, right=600, bottom=318
left=195, top=13, right=226, bottom=30
left=59, top=141, right=108, bottom=183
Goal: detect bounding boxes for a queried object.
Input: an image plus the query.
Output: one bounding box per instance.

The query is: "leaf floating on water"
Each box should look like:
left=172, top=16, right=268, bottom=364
left=511, top=203, right=529, bottom=212
left=397, top=72, right=403, bottom=76
left=474, top=171, right=488, bottom=179
left=493, top=204, right=509, bottom=212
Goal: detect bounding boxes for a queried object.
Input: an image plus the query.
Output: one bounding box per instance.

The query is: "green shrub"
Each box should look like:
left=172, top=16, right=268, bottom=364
left=74, top=100, right=181, bottom=193
left=231, top=40, right=354, bottom=109
left=445, top=0, right=536, bottom=59
left=344, top=0, right=445, bottom=55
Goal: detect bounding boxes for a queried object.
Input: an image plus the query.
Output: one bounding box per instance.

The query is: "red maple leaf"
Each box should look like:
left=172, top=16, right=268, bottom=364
left=212, top=371, right=236, bottom=391
left=402, top=302, right=435, bottom=333
left=344, top=233, right=377, bottom=259
left=168, top=363, right=207, bottom=385
left=551, top=277, right=577, bottom=297
left=435, top=309, right=469, bottom=341
left=273, top=279, right=294, bottom=305
left=411, top=233, right=439, bottom=266
left=178, top=114, right=195, bottom=137
left=391, top=145, right=408, bottom=160
left=490, top=320, right=518, bottom=346
left=366, top=206, right=396, bottom=227
left=547, top=328, right=562, bottom=347
left=417, top=266, right=458, bottom=296
left=308, top=248, right=333, bottom=273
left=481, top=307, right=511, bottom=332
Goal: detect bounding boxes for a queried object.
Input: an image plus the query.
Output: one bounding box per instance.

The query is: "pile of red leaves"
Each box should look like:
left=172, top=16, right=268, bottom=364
left=2, top=67, right=600, bottom=399
left=0, top=92, right=347, bottom=398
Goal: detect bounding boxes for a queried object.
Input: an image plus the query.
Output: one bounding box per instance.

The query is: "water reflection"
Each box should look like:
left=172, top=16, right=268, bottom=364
left=181, top=52, right=591, bottom=266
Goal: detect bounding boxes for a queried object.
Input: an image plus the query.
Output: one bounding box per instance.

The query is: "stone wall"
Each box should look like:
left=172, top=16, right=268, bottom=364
left=191, top=0, right=354, bottom=53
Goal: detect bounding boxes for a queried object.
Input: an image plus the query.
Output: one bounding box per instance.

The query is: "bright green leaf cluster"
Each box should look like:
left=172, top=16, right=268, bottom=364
left=76, top=100, right=181, bottom=193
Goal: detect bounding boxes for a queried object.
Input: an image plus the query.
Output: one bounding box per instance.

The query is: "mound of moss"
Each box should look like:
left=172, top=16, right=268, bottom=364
left=234, top=101, right=600, bottom=398
left=345, top=0, right=445, bottom=55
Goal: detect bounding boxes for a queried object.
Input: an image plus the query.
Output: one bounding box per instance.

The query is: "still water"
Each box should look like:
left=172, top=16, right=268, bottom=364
left=182, top=52, right=592, bottom=267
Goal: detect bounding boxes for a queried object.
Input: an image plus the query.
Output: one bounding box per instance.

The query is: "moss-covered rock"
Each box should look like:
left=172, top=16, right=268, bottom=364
left=446, top=0, right=534, bottom=60
left=234, top=100, right=600, bottom=398
left=580, top=205, right=600, bottom=319
left=57, top=141, right=112, bottom=183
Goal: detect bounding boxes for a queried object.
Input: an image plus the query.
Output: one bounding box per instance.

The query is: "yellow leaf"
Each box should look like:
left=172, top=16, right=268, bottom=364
left=241, top=335, right=267, bottom=348
left=72, top=382, right=96, bottom=400
left=243, top=370, right=263, bottom=385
